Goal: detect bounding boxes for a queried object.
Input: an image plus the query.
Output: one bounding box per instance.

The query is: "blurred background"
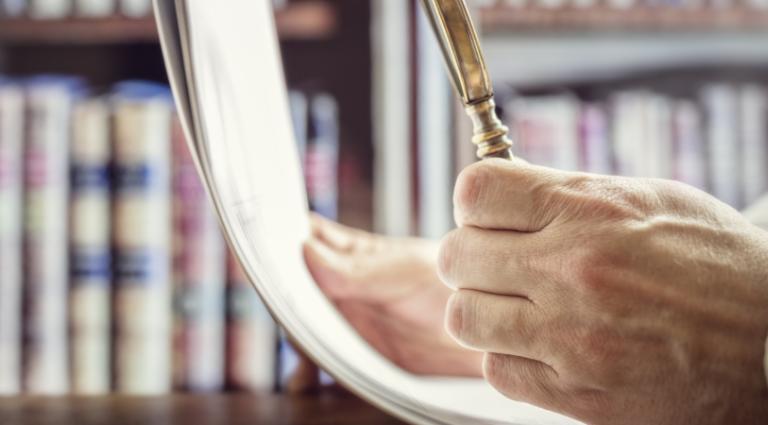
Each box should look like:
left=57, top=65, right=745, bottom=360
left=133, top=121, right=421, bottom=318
left=0, top=0, right=767, bottom=397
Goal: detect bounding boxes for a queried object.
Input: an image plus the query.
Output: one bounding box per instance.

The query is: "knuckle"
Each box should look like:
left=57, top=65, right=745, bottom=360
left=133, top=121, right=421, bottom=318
left=454, top=162, right=491, bottom=222
left=483, top=353, right=511, bottom=390
left=444, top=292, right=467, bottom=342
left=437, top=229, right=463, bottom=286
left=575, top=327, right=621, bottom=371
left=567, top=243, right=613, bottom=292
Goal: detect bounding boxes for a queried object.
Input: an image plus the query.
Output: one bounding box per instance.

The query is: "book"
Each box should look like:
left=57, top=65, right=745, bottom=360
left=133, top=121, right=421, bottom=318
left=0, top=81, right=24, bottom=395
left=644, top=93, right=674, bottom=180
left=578, top=102, right=613, bottom=175
left=288, top=90, right=309, bottom=162
left=225, top=253, right=277, bottom=392
left=120, top=0, right=151, bottom=17
left=75, top=0, right=114, bottom=17
left=671, top=99, right=707, bottom=191
left=305, top=93, right=340, bottom=220
left=112, top=81, right=173, bottom=395
left=611, top=90, right=649, bottom=178
left=739, top=84, right=768, bottom=206
left=28, top=0, right=72, bottom=19
left=702, top=83, right=742, bottom=208
left=507, top=93, right=580, bottom=172
left=69, top=97, right=111, bottom=395
left=171, top=115, right=226, bottom=392
left=22, top=76, right=82, bottom=394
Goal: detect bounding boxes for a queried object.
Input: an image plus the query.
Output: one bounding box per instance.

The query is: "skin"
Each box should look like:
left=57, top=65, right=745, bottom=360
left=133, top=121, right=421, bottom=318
left=302, top=158, right=768, bottom=424
left=440, top=159, right=768, bottom=424
left=304, top=214, right=482, bottom=377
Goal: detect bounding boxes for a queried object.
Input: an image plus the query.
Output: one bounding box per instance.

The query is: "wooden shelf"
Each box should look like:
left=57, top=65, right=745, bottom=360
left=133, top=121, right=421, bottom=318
left=0, top=2, right=337, bottom=45
left=478, top=6, right=768, bottom=33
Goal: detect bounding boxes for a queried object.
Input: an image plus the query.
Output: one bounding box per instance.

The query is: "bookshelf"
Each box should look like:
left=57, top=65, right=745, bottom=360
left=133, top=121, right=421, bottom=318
left=478, top=6, right=768, bottom=33
left=0, top=0, right=375, bottom=398
left=0, top=2, right=337, bottom=44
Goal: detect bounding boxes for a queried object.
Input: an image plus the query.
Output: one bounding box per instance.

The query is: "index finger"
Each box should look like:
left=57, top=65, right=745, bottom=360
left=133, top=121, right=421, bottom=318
left=454, top=158, right=570, bottom=232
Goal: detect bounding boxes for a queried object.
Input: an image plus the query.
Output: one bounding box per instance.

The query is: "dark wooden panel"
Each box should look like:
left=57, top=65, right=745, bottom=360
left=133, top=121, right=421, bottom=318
left=0, top=389, right=407, bottom=425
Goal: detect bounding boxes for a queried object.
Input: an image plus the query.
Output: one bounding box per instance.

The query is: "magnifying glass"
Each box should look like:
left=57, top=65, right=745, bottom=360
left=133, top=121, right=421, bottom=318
left=419, top=0, right=514, bottom=160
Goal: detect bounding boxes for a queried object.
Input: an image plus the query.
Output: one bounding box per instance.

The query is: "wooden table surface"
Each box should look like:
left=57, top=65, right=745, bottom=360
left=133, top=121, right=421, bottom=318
left=0, top=389, right=407, bottom=425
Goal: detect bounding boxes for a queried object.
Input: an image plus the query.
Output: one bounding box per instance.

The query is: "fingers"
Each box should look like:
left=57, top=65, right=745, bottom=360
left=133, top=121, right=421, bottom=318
left=446, top=290, right=547, bottom=361
left=483, top=353, right=569, bottom=416
left=454, top=158, right=570, bottom=232
left=303, top=238, right=358, bottom=300
left=309, top=213, right=356, bottom=252
left=438, top=226, right=551, bottom=298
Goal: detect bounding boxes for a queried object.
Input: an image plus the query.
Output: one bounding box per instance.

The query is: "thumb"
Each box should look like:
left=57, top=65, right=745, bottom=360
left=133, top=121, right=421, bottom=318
left=304, top=237, right=359, bottom=300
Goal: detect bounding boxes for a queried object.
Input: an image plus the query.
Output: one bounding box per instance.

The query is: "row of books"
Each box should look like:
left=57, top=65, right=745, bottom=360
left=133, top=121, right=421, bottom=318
left=0, top=76, right=341, bottom=394
left=474, top=0, right=768, bottom=10
left=0, top=0, right=291, bottom=19
left=499, top=82, right=768, bottom=210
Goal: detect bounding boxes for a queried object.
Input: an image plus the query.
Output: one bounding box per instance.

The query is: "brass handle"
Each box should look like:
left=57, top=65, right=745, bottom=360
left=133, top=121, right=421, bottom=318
left=419, top=0, right=513, bottom=160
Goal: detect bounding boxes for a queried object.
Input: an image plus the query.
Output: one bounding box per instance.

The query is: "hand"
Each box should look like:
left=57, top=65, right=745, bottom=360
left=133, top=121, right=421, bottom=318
left=303, top=214, right=482, bottom=377
left=440, top=158, right=768, bottom=425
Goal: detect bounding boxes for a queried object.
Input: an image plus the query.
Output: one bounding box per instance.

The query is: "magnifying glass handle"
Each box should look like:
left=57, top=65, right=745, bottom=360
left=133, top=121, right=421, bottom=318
left=418, top=0, right=513, bottom=160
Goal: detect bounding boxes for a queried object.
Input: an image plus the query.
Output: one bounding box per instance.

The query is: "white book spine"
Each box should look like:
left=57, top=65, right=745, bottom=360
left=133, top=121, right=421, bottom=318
left=740, top=84, right=768, bottom=205
left=672, top=100, right=707, bottom=191
left=578, top=103, right=612, bottom=175
left=69, top=98, right=111, bottom=395
left=703, top=84, right=742, bottom=208
left=28, top=0, right=72, bottom=19
left=0, top=84, right=24, bottom=395
left=509, top=94, right=580, bottom=172
left=113, top=97, right=173, bottom=395
left=23, top=82, right=73, bottom=395
left=644, top=94, right=673, bottom=180
left=75, top=0, right=114, bottom=17
left=120, top=0, right=151, bottom=17
left=611, top=91, right=648, bottom=178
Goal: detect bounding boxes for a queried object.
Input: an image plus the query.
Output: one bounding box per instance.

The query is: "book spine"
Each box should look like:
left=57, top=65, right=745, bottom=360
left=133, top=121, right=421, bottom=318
left=69, top=98, right=111, bottom=395
left=740, top=84, right=768, bottom=206
left=22, top=82, right=73, bottom=395
left=171, top=115, right=226, bottom=392
left=644, top=94, right=674, bottom=180
left=672, top=99, right=707, bottom=191
left=507, top=94, right=580, bottom=172
left=578, top=102, right=613, bottom=175
left=611, top=91, right=648, bottom=178
left=75, top=0, right=115, bottom=17
left=0, top=84, right=24, bottom=395
left=28, top=0, right=73, bottom=19
left=702, top=84, right=742, bottom=208
left=119, top=0, right=151, bottom=17
left=225, top=252, right=277, bottom=392
left=113, top=96, right=173, bottom=395
left=305, top=93, right=340, bottom=219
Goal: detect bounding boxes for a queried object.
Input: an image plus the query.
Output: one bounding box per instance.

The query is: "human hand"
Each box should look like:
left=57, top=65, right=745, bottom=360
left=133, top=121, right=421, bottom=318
left=440, top=158, right=768, bottom=425
left=303, top=214, right=483, bottom=377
